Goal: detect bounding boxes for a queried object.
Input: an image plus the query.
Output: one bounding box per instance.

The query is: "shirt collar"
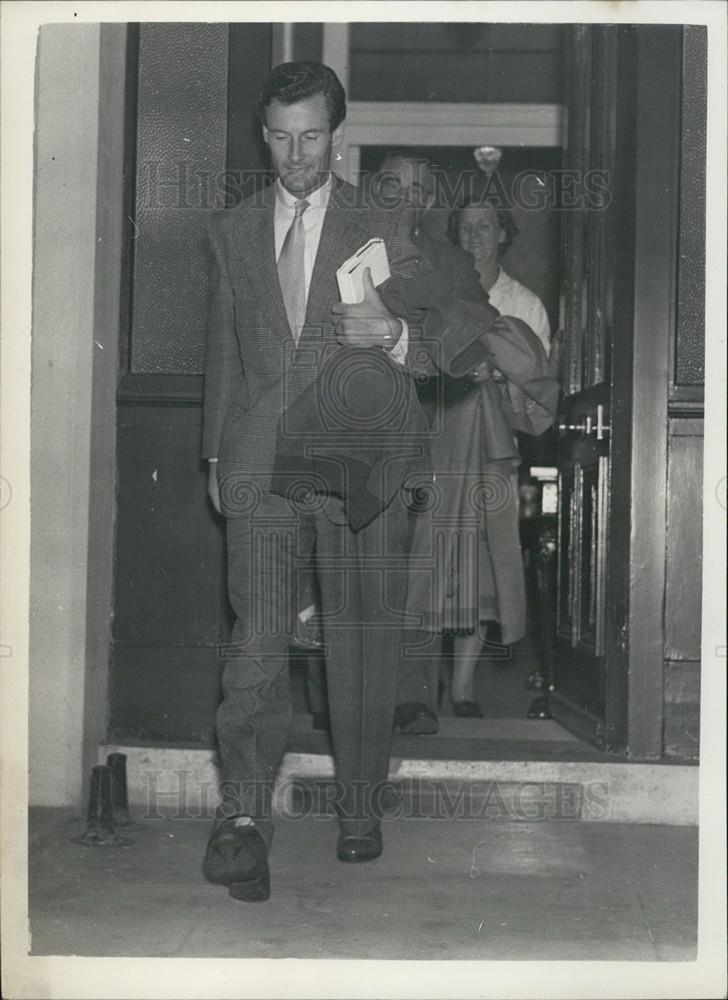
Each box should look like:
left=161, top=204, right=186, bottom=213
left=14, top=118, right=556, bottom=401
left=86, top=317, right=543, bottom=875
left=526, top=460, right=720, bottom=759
left=275, top=174, right=332, bottom=211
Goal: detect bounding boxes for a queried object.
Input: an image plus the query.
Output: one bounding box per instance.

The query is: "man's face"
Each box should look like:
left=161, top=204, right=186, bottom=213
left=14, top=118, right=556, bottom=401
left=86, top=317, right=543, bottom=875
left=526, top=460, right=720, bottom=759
left=262, top=94, right=342, bottom=197
left=378, top=156, right=435, bottom=212
left=458, top=203, right=505, bottom=265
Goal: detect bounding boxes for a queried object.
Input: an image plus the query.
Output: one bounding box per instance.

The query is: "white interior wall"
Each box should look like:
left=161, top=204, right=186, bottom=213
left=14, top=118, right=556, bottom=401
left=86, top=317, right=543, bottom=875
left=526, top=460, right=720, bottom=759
left=29, top=23, right=121, bottom=808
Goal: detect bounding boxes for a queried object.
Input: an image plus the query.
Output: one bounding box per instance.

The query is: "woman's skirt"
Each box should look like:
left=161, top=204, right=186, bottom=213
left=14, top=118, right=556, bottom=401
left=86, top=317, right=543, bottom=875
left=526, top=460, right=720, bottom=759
left=404, top=382, right=525, bottom=645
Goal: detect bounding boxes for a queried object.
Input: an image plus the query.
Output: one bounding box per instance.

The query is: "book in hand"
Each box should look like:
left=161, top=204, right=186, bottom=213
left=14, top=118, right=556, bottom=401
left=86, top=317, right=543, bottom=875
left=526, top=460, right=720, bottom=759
left=336, top=238, right=391, bottom=304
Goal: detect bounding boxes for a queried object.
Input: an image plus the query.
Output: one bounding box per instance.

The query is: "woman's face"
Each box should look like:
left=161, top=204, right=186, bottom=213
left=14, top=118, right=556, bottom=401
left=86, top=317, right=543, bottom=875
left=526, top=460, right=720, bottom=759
left=458, top=204, right=505, bottom=265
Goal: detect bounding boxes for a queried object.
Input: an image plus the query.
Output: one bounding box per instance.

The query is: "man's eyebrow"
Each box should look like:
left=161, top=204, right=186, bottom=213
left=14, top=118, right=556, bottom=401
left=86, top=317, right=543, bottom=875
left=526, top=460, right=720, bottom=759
left=270, top=127, right=325, bottom=134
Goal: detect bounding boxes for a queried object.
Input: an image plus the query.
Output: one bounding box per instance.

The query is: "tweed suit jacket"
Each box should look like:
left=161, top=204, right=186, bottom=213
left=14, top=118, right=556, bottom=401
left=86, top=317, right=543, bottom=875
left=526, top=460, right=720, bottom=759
left=202, top=174, right=429, bottom=500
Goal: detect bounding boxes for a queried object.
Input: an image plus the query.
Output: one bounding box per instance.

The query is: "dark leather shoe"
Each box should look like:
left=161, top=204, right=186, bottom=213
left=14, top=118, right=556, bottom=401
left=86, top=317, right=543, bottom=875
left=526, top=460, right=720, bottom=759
left=453, top=699, right=484, bottom=719
left=337, top=825, right=383, bottom=863
left=203, top=819, right=270, bottom=901
left=393, top=701, right=439, bottom=735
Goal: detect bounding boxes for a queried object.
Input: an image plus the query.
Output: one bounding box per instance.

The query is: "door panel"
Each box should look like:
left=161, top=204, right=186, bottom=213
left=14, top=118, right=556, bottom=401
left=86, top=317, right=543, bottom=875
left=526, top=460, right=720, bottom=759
left=553, top=388, right=611, bottom=743
left=551, top=24, right=688, bottom=756
left=550, top=26, right=626, bottom=748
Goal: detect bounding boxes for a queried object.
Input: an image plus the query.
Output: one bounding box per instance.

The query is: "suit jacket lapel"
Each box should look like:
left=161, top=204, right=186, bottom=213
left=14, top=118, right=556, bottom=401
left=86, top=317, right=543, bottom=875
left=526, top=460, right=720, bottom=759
left=235, top=184, right=294, bottom=345
left=232, top=176, right=371, bottom=348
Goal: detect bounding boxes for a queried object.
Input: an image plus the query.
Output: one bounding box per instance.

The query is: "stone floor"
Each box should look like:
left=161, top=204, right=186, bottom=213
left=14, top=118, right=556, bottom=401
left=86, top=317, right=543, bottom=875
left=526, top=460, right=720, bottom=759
left=29, top=808, right=697, bottom=961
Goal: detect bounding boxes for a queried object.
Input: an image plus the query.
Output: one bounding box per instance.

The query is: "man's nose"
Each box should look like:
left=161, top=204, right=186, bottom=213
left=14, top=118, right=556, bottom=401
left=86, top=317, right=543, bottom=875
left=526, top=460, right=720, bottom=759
left=289, top=138, right=304, bottom=163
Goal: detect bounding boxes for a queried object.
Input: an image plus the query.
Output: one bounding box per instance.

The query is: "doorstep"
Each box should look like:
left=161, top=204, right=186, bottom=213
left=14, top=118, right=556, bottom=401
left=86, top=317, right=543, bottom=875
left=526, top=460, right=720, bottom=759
left=100, top=728, right=698, bottom=827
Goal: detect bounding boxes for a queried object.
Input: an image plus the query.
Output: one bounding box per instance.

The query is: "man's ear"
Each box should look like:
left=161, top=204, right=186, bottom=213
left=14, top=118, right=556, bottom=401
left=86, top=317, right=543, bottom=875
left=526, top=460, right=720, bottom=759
left=262, top=125, right=270, bottom=147
left=332, top=125, right=344, bottom=147
left=498, top=228, right=507, bottom=246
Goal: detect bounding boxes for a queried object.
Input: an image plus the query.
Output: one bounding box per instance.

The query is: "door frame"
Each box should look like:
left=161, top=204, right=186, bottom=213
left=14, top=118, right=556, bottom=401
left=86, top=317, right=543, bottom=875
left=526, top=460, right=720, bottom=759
left=619, top=26, right=682, bottom=758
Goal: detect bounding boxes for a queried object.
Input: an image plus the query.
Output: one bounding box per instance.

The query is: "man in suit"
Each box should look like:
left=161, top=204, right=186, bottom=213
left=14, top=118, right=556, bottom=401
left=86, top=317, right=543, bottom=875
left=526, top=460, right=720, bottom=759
left=201, top=61, right=436, bottom=902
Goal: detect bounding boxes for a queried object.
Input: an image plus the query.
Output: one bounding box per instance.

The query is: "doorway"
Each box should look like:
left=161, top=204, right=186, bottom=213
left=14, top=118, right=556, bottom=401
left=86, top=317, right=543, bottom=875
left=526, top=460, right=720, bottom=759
left=108, top=22, right=704, bottom=764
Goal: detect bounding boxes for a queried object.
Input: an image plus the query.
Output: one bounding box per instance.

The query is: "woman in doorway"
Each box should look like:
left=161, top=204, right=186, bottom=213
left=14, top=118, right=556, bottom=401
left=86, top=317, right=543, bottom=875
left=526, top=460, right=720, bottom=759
left=405, top=195, right=555, bottom=719
left=454, top=197, right=551, bottom=356
left=450, top=196, right=551, bottom=713
left=450, top=199, right=551, bottom=717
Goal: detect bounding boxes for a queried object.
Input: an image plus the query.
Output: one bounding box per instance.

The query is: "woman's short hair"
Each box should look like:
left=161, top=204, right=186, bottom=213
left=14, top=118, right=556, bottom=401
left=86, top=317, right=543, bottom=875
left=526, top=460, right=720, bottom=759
left=448, top=194, right=519, bottom=256
left=257, top=61, right=346, bottom=131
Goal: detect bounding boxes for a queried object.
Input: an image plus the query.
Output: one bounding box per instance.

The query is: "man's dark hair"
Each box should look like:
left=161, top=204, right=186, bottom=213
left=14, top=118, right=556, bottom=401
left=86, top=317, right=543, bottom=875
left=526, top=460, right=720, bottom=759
left=258, top=61, right=346, bottom=130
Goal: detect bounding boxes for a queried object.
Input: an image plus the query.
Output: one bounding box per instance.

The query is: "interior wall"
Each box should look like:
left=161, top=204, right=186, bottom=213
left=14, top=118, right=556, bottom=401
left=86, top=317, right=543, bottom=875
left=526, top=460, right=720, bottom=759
left=30, top=24, right=101, bottom=805
left=29, top=24, right=124, bottom=806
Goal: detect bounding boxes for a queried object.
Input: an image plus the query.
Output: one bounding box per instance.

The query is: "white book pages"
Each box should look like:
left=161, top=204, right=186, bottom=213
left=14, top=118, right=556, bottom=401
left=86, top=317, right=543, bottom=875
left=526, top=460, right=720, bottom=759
left=336, top=238, right=391, bottom=303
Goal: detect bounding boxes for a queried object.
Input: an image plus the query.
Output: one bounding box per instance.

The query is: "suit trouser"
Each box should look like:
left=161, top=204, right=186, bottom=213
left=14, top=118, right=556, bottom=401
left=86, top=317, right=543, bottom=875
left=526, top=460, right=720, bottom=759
left=303, top=534, right=441, bottom=714
left=397, top=631, right=441, bottom=711
left=216, top=490, right=410, bottom=838
left=307, top=645, right=438, bottom=716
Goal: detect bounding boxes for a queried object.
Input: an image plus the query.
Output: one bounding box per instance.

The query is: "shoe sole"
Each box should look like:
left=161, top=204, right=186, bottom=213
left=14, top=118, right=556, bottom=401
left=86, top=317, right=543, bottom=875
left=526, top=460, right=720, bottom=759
left=337, top=831, right=383, bottom=863
left=337, top=849, right=383, bottom=863
left=203, top=835, right=270, bottom=901
left=396, top=720, right=439, bottom=735
left=228, top=874, right=271, bottom=901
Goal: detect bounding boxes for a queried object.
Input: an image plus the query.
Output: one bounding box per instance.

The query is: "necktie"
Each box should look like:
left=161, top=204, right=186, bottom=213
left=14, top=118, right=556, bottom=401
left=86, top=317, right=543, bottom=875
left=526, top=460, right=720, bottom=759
left=277, top=198, right=309, bottom=344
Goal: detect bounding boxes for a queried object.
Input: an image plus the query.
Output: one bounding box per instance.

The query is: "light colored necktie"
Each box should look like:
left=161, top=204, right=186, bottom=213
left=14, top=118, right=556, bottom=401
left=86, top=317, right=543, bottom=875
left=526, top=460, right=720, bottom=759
left=277, top=198, right=309, bottom=344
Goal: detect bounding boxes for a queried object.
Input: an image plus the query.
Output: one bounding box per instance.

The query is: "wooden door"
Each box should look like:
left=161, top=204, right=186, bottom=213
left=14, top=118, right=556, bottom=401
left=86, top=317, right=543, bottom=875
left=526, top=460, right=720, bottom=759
left=551, top=25, right=688, bottom=756
left=550, top=25, right=634, bottom=749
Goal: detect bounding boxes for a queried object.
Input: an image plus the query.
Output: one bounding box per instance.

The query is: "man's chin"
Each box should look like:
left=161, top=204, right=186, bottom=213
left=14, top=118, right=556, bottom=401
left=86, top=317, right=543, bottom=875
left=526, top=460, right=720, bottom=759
left=280, top=172, right=326, bottom=196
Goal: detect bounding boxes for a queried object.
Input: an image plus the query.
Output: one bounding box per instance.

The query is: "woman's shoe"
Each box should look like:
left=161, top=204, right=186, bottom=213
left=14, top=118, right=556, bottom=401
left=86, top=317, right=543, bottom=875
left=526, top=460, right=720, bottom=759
left=452, top=699, right=484, bottom=719
left=393, top=701, right=439, bottom=735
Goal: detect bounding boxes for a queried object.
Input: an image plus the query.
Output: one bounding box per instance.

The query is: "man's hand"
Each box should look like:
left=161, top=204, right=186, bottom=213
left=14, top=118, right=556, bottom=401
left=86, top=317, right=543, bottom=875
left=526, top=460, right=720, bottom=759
left=207, top=461, right=221, bottom=515
left=332, top=268, right=403, bottom=349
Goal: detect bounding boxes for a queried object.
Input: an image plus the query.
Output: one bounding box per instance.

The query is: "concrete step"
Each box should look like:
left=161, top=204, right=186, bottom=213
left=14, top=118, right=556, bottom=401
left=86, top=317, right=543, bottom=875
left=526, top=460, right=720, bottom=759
left=98, top=738, right=698, bottom=826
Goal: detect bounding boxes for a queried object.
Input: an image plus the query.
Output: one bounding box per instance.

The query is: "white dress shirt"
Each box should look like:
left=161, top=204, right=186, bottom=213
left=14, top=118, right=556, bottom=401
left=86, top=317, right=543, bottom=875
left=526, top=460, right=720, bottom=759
left=274, top=175, right=331, bottom=298
left=488, top=266, right=551, bottom=354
